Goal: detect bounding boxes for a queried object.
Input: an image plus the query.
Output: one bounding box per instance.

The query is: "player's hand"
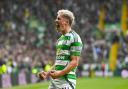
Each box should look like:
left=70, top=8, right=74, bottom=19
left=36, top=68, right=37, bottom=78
left=38, top=71, right=49, bottom=80
left=50, top=70, right=64, bottom=79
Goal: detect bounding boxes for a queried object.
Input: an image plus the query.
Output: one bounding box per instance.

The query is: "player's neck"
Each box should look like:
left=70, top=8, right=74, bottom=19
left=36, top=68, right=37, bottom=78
left=61, top=26, right=71, bottom=35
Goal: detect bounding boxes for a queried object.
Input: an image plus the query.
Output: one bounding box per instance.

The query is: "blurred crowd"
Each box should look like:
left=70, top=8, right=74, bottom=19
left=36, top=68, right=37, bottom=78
left=0, top=0, right=127, bottom=75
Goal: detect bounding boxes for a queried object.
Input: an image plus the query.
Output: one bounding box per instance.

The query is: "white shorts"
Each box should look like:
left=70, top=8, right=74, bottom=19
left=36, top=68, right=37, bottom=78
left=48, top=78, right=76, bottom=89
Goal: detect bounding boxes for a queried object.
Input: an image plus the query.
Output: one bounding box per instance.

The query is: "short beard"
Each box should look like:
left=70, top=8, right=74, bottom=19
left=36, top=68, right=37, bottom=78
left=56, top=27, right=61, bottom=32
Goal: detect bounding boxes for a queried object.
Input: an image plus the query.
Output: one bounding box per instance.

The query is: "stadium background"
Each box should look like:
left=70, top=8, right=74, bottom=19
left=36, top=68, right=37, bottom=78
left=0, top=0, right=128, bottom=89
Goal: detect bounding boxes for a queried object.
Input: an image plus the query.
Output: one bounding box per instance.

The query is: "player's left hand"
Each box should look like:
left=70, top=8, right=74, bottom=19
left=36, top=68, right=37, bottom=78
left=50, top=70, right=64, bottom=79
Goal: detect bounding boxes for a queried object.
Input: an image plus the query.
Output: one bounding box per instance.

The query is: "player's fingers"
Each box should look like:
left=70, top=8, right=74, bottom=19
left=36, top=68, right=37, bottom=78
left=37, top=72, right=42, bottom=77
left=41, top=74, right=46, bottom=78
left=40, top=73, right=46, bottom=79
left=42, top=72, right=46, bottom=76
left=50, top=72, right=56, bottom=78
left=50, top=70, right=56, bottom=73
left=50, top=72, right=55, bottom=76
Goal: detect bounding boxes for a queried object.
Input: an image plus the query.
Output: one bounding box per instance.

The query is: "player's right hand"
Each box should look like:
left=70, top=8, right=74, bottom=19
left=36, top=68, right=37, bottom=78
left=38, top=71, right=47, bottom=80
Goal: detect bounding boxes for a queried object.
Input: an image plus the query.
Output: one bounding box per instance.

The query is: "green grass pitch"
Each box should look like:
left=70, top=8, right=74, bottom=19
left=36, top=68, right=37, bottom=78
left=9, top=77, right=128, bottom=89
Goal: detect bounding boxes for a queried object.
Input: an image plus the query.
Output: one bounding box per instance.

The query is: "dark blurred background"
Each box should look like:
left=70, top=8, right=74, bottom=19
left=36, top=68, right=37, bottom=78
left=0, top=0, right=128, bottom=88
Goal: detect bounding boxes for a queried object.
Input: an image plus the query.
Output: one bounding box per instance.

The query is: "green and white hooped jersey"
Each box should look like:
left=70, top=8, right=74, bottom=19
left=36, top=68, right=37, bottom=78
left=55, top=30, right=83, bottom=80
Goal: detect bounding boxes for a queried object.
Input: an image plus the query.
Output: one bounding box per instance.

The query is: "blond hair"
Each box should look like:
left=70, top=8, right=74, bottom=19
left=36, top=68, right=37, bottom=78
left=57, top=9, right=75, bottom=26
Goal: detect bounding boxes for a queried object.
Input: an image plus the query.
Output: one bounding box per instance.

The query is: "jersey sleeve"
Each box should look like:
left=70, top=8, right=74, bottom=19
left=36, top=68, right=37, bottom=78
left=70, top=36, right=83, bottom=56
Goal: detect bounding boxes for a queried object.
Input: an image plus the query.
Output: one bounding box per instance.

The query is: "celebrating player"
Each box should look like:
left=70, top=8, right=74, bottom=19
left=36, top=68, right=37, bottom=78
left=39, top=9, right=83, bottom=89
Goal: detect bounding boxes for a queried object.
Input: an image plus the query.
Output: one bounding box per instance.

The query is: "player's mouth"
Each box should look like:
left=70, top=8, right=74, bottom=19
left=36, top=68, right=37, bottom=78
left=56, top=23, right=60, bottom=28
